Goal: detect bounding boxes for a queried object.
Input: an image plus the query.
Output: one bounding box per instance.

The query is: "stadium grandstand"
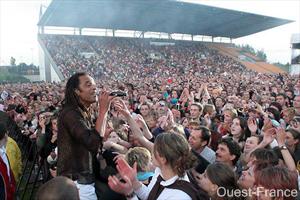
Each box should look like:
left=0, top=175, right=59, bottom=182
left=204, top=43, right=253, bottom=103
left=37, top=0, right=292, bottom=82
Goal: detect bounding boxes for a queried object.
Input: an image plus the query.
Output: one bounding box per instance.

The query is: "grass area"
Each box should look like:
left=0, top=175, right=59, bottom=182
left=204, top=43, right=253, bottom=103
left=273, top=63, right=290, bottom=73
left=0, top=69, right=30, bottom=83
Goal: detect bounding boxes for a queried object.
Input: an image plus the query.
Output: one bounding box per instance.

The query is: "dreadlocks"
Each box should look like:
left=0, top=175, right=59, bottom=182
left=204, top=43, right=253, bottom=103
left=62, top=72, right=87, bottom=110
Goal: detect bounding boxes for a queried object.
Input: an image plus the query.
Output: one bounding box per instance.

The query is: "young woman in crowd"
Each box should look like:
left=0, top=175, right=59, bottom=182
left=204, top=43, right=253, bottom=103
left=285, top=128, right=300, bottom=170
left=195, top=162, right=246, bottom=200
left=225, top=117, right=250, bottom=149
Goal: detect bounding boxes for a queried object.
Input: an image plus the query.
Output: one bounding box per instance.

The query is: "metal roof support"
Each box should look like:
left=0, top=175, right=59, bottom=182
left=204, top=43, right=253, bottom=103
left=39, top=26, right=44, bottom=34
left=79, top=28, right=82, bottom=35
left=191, top=35, right=194, bottom=41
left=230, top=38, right=233, bottom=44
left=113, top=29, right=115, bottom=37
left=44, top=55, right=51, bottom=82
left=138, top=32, right=144, bottom=38
left=212, top=37, right=214, bottom=43
left=168, top=34, right=172, bottom=40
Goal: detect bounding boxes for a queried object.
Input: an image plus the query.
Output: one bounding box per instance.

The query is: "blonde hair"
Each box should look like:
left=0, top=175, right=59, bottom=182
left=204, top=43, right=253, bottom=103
left=223, top=108, right=237, bottom=119
left=281, top=108, right=295, bottom=117
left=125, top=147, right=151, bottom=172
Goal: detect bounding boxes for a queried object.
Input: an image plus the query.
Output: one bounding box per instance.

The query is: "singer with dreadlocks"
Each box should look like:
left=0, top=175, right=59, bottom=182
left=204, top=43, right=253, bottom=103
left=57, top=72, right=113, bottom=200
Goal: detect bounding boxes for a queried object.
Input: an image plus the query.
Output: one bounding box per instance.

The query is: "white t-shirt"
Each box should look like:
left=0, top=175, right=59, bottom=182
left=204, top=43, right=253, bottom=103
left=131, top=168, right=192, bottom=200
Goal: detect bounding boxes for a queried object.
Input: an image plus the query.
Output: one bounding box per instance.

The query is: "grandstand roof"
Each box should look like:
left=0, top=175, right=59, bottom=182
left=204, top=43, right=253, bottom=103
left=38, top=0, right=293, bottom=39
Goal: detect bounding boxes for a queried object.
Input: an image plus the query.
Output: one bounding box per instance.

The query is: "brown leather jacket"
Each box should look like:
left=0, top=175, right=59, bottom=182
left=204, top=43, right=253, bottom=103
left=57, top=105, right=102, bottom=184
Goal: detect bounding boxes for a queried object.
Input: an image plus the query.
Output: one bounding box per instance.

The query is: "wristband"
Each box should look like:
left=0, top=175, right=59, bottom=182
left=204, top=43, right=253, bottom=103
left=279, top=145, right=288, bottom=150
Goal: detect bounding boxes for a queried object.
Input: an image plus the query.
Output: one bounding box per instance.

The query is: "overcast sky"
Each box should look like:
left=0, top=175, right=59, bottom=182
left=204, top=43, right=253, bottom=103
left=0, top=0, right=299, bottom=66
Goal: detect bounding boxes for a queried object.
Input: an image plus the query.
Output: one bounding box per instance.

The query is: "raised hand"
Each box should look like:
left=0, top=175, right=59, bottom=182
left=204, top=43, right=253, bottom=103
left=166, top=109, right=175, bottom=127
left=247, top=118, right=258, bottom=134
left=158, top=115, right=169, bottom=130
left=114, top=99, right=131, bottom=118
left=108, top=175, right=133, bottom=196
left=135, top=114, right=147, bottom=128
left=262, top=116, right=273, bottom=132
left=115, top=157, right=138, bottom=185
left=98, top=90, right=115, bottom=114
left=188, top=91, right=194, bottom=102
left=262, top=128, right=276, bottom=145
left=275, top=127, right=286, bottom=146
left=39, top=116, right=46, bottom=129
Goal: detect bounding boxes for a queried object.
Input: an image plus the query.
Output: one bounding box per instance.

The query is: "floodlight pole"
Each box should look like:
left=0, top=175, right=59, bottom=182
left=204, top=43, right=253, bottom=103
left=44, top=55, right=51, bottom=82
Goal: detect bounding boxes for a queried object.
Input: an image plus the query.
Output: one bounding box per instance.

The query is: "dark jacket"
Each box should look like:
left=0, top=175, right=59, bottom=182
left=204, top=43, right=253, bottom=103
left=57, top=105, right=103, bottom=184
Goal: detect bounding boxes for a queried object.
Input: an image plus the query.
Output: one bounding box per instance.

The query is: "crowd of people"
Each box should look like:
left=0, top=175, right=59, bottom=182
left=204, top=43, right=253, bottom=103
left=41, top=35, right=250, bottom=80
left=0, top=35, right=299, bottom=200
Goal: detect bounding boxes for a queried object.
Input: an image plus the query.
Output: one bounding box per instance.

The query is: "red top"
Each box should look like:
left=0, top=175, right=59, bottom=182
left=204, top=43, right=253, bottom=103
left=0, top=156, right=16, bottom=200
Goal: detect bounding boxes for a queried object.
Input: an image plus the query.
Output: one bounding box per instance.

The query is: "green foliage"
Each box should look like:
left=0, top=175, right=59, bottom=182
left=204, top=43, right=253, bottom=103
left=10, top=57, right=16, bottom=66
left=238, top=44, right=267, bottom=61
left=0, top=70, right=30, bottom=83
left=256, top=50, right=267, bottom=61
left=7, top=63, right=39, bottom=75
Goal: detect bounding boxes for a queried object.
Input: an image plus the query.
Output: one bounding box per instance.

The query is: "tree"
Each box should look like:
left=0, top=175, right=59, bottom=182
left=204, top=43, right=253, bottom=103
left=256, top=49, right=267, bottom=61
left=10, top=57, right=16, bottom=66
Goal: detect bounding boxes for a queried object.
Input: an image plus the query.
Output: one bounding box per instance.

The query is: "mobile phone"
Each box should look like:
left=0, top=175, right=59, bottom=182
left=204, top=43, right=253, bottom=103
left=109, top=91, right=127, bottom=97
